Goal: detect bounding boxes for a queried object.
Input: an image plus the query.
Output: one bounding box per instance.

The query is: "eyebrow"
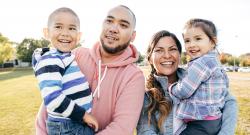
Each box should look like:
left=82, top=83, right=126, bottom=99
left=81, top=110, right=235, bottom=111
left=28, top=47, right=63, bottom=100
left=155, top=44, right=177, bottom=49
left=107, top=15, right=130, bottom=25
left=54, top=23, right=77, bottom=27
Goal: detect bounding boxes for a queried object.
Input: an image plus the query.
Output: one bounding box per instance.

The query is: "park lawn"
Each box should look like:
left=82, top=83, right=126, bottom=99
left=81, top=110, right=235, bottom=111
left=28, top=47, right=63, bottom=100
left=0, top=68, right=41, bottom=135
left=0, top=67, right=249, bottom=135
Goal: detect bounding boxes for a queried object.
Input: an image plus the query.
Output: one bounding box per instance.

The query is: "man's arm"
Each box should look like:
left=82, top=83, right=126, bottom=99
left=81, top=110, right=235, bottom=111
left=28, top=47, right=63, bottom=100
left=218, top=92, right=238, bottom=135
left=96, top=71, right=145, bottom=135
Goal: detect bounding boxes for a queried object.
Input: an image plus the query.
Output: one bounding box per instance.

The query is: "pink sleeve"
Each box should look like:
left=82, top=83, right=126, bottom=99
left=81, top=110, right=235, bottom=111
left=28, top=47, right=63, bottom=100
left=35, top=103, right=48, bottom=135
left=96, top=72, right=145, bottom=135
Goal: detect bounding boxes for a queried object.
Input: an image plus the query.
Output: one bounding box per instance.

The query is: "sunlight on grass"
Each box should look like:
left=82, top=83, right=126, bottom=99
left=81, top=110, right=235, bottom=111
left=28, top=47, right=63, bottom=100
left=0, top=67, right=249, bottom=135
left=0, top=68, right=41, bottom=135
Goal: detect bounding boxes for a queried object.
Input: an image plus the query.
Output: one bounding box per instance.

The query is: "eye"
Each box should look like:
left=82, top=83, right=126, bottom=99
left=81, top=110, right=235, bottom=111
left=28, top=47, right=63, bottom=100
left=169, top=47, right=178, bottom=52
left=54, top=25, right=62, bottom=29
left=184, top=39, right=190, bottom=43
left=69, top=27, right=77, bottom=31
left=105, top=19, right=112, bottom=24
left=153, top=49, right=164, bottom=54
left=196, top=37, right=202, bottom=41
left=120, top=23, right=128, bottom=28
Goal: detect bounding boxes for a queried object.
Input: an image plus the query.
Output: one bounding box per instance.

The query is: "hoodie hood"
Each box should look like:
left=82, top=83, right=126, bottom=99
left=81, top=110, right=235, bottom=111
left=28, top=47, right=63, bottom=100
left=89, top=42, right=139, bottom=67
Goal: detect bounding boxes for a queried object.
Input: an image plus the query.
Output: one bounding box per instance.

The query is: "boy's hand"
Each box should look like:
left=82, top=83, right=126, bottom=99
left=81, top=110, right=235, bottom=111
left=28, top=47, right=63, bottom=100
left=83, top=113, right=99, bottom=132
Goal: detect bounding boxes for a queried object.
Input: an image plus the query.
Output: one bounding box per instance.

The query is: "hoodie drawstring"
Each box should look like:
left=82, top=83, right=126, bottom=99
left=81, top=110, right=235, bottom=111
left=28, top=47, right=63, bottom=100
left=93, top=60, right=107, bottom=99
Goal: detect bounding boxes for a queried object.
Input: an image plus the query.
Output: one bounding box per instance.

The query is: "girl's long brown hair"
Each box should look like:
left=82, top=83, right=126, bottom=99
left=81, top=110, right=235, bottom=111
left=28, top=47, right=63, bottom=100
left=146, top=30, right=182, bottom=132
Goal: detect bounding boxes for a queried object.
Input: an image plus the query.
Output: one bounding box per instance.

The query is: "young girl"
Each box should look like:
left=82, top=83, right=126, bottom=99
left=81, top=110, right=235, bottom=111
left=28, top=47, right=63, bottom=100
left=169, top=18, right=229, bottom=135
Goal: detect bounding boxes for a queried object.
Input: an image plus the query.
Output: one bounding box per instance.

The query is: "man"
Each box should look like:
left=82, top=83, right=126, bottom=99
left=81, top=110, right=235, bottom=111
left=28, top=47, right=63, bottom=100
left=36, top=5, right=145, bottom=135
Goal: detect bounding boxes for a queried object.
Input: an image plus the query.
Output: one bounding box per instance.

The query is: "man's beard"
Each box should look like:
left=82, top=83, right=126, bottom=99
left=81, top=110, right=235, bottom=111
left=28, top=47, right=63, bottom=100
left=100, top=39, right=130, bottom=54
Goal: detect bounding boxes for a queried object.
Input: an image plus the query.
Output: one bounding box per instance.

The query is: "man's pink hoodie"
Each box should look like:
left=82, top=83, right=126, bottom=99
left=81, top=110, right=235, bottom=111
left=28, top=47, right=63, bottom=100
left=35, top=42, right=145, bottom=135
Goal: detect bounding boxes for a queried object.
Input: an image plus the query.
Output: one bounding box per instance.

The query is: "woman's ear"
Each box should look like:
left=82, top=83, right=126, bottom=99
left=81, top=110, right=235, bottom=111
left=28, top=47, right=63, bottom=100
left=43, top=28, right=49, bottom=40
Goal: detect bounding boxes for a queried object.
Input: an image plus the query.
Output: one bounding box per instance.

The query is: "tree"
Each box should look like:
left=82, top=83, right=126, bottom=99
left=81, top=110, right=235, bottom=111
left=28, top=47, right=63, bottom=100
left=239, top=53, right=250, bottom=67
left=16, top=38, right=49, bottom=63
left=136, top=52, right=145, bottom=64
left=219, top=53, right=232, bottom=65
left=228, top=56, right=240, bottom=66
left=181, top=52, right=187, bottom=65
left=0, top=34, right=14, bottom=64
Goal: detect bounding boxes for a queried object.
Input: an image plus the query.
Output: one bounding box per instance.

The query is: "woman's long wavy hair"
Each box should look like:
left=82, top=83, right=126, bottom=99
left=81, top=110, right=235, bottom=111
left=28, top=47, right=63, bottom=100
left=145, top=30, right=182, bottom=132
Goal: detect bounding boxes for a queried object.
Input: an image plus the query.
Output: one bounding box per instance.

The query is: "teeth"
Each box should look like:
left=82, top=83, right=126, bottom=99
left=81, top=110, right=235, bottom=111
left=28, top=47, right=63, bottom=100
left=58, top=39, right=70, bottom=43
left=106, top=35, right=118, bottom=41
left=161, top=62, right=173, bottom=65
left=190, top=50, right=198, bottom=53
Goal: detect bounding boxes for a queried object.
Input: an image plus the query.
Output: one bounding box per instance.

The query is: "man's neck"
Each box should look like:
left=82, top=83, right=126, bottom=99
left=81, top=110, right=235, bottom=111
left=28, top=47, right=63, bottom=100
left=99, top=47, right=124, bottom=64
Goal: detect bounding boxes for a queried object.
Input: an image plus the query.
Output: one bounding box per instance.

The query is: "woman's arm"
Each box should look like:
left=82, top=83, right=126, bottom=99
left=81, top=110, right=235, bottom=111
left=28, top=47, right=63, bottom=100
left=136, top=94, right=158, bottom=135
left=218, top=92, right=238, bottom=135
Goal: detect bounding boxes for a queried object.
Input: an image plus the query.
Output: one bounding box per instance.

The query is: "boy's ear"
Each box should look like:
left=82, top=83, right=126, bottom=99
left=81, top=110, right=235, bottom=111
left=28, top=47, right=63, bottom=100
left=77, top=32, right=82, bottom=43
left=43, top=28, right=49, bottom=39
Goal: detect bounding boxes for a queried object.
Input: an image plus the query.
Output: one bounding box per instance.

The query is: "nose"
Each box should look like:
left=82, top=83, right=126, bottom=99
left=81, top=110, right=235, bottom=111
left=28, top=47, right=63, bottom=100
left=61, top=28, right=70, bottom=36
left=187, top=40, right=195, bottom=48
left=109, top=23, right=119, bottom=34
left=162, top=50, right=171, bottom=59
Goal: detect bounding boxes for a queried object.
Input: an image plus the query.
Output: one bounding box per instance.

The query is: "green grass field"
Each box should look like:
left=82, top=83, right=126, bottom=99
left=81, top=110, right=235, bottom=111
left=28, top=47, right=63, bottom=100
left=0, top=67, right=249, bottom=135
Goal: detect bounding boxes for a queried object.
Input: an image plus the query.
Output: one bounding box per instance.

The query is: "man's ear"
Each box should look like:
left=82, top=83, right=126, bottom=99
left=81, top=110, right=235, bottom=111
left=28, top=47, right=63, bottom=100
left=43, top=28, right=49, bottom=39
left=130, top=31, right=136, bottom=42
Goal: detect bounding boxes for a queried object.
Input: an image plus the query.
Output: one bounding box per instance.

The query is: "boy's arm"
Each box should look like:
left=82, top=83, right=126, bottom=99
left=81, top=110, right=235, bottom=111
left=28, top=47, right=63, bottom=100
left=96, top=71, right=145, bottom=135
left=35, top=58, right=86, bottom=122
left=169, top=61, right=210, bottom=99
left=35, top=103, right=48, bottom=135
left=218, top=92, right=238, bottom=135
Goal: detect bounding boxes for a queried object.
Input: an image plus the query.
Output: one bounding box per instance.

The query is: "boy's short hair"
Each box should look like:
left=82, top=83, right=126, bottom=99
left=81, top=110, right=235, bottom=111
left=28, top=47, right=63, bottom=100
left=47, top=7, right=80, bottom=28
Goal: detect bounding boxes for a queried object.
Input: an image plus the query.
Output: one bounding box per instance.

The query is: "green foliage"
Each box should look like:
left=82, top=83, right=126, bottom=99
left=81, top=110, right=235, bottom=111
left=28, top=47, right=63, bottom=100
left=181, top=52, right=187, bottom=65
left=136, top=52, right=145, bottom=64
left=228, top=56, right=240, bottom=66
left=239, top=53, right=250, bottom=67
left=16, top=38, right=50, bottom=62
left=0, top=34, right=14, bottom=64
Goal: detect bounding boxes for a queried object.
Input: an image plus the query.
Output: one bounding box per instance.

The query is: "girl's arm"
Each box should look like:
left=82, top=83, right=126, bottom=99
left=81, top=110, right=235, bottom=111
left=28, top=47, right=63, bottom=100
left=170, top=61, right=210, bottom=99
left=218, top=92, right=238, bottom=135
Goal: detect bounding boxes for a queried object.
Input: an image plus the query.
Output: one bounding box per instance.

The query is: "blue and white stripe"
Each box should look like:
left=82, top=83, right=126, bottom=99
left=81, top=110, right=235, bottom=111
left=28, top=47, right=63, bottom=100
left=32, top=48, right=92, bottom=122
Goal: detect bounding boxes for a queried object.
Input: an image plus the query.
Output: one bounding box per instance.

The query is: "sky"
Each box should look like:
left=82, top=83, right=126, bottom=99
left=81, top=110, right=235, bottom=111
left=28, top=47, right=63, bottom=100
left=0, top=0, right=250, bottom=56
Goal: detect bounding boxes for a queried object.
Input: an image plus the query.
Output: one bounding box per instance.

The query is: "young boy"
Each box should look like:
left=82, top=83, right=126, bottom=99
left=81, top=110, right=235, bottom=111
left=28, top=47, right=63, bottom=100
left=32, top=7, right=98, bottom=135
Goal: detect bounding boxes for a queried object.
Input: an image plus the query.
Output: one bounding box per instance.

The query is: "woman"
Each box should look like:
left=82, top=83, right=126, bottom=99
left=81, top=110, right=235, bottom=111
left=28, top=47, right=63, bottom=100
left=137, top=30, right=237, bottom=135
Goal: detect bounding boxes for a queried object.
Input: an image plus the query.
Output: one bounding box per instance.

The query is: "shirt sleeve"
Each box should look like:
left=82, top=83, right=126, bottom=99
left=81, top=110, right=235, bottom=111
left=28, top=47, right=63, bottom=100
left=170, top=61, right=211, bottom=99
left=34, top=56, right=85, bottom=122
left=136, top=94, right=159, bottom=135
left=218, top=92, right=238, bottom=135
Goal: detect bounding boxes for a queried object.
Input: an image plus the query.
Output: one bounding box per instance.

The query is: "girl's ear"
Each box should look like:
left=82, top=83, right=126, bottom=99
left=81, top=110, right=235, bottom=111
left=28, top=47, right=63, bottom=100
left=212, top=37, right=218, bottom=48
left=43, top=28, right=49, bottom=39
